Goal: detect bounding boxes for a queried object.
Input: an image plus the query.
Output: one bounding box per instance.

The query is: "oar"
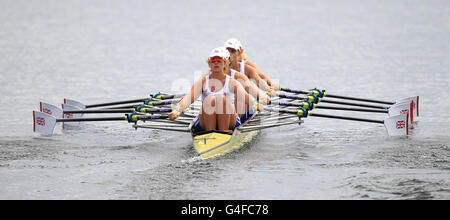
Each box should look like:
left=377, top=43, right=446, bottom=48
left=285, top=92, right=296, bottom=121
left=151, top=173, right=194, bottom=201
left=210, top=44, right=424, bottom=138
left=40, top=102, right=173, bottom=119
left=33, top=110, right=169, bottom=135
left=263, top=106, right=409, bottom=137
left=270, top=98, right=414, bottom=126
left=280, top=87, right=395, bottom=104
left=271, top=100, right=389, bottom=113
left=64, top=93, right=184, bottom=109
left=64, top=107, right=172, bottom=114
left=276, top=94, right=389, bottom=109
left=280, top=87, right=419, bottom=117
left=271, top=99, right=414, bottom=122
left=105, top=99, right=181, bottom=110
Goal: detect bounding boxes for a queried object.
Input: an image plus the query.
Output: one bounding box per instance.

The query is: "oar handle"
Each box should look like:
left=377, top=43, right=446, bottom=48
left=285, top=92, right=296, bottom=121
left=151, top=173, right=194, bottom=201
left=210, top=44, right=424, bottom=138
left=136, top=106, right=172, bottom=113
left=152, top=93, right=185, bottom=100
left=126, top=113, right=169, bottom=123
left=280, top=88, right=309, bottom=95
left=145, top=99, right=180, bottom=106
left=280, top=88, right=325, bottom=97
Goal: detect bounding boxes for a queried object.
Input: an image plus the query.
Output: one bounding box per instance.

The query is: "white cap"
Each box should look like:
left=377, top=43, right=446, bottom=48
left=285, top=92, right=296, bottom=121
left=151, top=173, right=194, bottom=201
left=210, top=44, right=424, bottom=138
left=224, top=38, right=242, bottom=51
left=220, top=47, right=230, bottom=60
left=209, top=47, right=230, bottom=60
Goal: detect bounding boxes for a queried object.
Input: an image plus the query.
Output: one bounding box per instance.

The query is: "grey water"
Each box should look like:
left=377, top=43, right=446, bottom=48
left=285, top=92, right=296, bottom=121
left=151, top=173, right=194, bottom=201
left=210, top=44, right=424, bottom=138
left=0, top=0, right=449, bottom=199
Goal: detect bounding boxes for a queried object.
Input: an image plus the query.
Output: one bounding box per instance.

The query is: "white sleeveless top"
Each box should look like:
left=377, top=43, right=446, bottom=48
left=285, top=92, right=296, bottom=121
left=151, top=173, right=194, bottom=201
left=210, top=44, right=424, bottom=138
left=230, top=69, right=236, bottom=79
left=240, top=59, right=246, bottom=74
left=202, top=74, right=235, bottom=104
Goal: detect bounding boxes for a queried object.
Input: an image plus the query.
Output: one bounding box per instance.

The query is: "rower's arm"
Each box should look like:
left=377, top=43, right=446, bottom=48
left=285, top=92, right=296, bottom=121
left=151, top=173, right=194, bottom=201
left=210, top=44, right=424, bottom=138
left=175, top=76, right=204, bottom=111
left=236, top=72, right=269, bottom=104
left=257, top=71, right=273, bottom=86
left=258, top=72, right=280, bottom=91
left=230, top=79, right=258, bottom=109
left=246, top=61, right=269, bottom=82
left=245, top=65, right=271, bottom=92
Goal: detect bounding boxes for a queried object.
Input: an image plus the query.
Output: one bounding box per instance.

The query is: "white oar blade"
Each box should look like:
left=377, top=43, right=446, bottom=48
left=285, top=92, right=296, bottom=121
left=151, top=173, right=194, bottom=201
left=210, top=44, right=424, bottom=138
left=33, top=111, right=57, bottom=135
left=388, top=101, right=414, bottom=125
left=62, top=104, right=83, bottom=119
left=61, top=104, right=83, bottom=129
left=384, top=113, right=409, bottom=137
left=40, top=102, right=63, bottom=119
left=397, top=96, right=419, bottom=118
left=64, top=98, right=86, bottom=110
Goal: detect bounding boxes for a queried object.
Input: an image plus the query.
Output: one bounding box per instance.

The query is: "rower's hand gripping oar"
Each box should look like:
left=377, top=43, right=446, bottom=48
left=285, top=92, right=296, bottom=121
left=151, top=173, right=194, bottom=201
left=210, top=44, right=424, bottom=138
left=263, top=106, right=409, bottom=137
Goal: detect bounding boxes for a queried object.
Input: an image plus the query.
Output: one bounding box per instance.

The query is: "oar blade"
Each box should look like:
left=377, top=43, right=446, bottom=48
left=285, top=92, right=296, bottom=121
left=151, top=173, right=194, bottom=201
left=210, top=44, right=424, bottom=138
left=64, top=98, right=86, bottom=110
left=384, top=113, right=409, bottom=137
left=33, top=111, right=57, bottom=135
left=40, top=102, right=63, bottom=119
left=397, top=96, right=419, bottom=118
left=388, top=101, right=414, bottom=126
left=62, top=104, right=84, bottom=129
left=62, top=104, right=84, bottom=119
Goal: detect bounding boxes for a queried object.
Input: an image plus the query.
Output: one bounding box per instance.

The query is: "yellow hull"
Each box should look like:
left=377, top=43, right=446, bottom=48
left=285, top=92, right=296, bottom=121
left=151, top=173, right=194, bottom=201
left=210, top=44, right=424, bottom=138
left=193, top=129, right=259, bottom=159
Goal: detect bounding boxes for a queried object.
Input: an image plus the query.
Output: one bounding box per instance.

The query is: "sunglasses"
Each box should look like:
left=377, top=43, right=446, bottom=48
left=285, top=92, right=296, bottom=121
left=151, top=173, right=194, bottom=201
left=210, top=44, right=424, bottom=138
left=208, top=57, right=225, bottom=63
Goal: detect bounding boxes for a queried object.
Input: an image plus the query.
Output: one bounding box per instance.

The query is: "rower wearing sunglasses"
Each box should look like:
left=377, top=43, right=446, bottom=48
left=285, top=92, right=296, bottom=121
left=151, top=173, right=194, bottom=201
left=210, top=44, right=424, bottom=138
left=168, top=47, right=261, bottom=131
left=224, top=38, right=280, bottom=94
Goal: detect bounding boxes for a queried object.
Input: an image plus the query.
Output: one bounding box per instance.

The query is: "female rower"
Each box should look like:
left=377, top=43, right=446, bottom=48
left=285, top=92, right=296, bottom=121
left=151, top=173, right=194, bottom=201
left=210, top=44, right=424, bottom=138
left=217, top=47, right=269, bottom=122
left=168, top=47, right=261, bottom=131
left=224, top=38, right=280, bottom=92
